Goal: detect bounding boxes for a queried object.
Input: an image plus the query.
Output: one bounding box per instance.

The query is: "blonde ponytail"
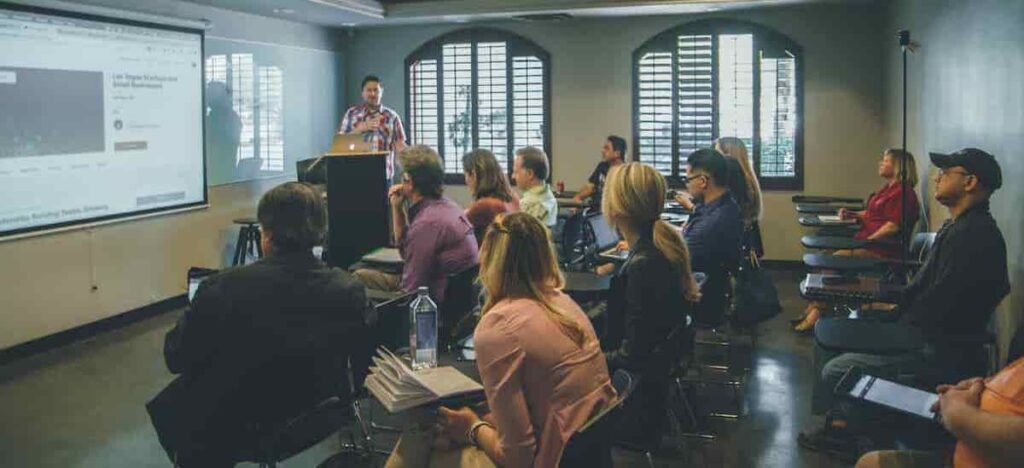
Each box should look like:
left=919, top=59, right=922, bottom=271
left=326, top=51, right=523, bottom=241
left=653, top=220, right=702, bottom=302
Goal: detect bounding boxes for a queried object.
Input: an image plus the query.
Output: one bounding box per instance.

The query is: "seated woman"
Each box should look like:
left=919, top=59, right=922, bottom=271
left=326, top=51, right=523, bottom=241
left=601, top=162, right=701, bottom=444
left=424, top=212, right=615, bottom=467
left=793, top=149, right=920, bottom=333
left=715, top=137, right=765, bottom=258
left=462, top=149, right=520, bottom=245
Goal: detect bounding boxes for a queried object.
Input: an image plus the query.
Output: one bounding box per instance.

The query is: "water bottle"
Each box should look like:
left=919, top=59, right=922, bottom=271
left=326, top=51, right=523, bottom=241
left=409, top=286, right=438, bottom=370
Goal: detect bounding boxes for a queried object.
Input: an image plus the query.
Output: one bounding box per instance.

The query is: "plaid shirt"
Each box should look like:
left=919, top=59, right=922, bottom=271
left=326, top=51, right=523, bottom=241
left=338, top=103, right=407, bottom=179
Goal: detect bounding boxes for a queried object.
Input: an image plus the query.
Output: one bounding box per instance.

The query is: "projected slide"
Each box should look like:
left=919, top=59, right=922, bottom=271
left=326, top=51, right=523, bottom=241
left=0, top=5, right=205, bottom=238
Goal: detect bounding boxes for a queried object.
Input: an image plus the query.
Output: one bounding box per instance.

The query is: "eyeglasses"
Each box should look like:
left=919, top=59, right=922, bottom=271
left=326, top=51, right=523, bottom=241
left=934, top=169, right=972, bottom=182
left=685, top=174, right=706, bottom=184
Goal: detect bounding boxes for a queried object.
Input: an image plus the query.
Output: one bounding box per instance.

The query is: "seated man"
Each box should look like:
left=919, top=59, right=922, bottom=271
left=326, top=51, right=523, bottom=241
left=355, top=145, right=478, bottom=303
left=800, top=148, right=1010, bottom=459
left=572, top=135, right=626, bottom=209
left=856, top=355, right=1024, bottom=468
left=681, top=148, right=743, bottom=325
left=147, top=182, right=373, bottom=467
left=513, top=146, right=558, bottom=229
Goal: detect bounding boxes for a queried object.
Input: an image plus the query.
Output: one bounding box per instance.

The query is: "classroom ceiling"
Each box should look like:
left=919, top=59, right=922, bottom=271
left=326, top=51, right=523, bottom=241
left=175, top=0, right=850, bottom=28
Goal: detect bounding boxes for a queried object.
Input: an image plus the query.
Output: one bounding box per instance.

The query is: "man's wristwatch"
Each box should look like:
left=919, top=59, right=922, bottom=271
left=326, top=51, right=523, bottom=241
left=467, top=420, right=495, bottom=448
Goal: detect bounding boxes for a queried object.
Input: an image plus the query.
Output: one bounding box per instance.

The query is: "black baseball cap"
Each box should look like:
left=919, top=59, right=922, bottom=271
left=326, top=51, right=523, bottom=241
left=929, top=148, right=1002, bottom=191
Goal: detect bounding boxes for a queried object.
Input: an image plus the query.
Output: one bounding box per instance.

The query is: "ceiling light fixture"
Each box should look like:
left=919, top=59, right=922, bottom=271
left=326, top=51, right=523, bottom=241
left=273, top=8, right=295, bottom=14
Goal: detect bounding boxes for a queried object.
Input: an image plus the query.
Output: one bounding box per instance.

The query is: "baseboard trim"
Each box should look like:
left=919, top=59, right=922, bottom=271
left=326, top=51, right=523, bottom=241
left=760, top=259, right=805, bottom=271
left=0, top=295, right=185, bottom=366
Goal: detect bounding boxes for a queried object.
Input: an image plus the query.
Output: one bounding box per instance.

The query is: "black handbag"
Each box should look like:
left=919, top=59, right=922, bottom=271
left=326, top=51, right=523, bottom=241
left=731, top=251, right=782, bottom=327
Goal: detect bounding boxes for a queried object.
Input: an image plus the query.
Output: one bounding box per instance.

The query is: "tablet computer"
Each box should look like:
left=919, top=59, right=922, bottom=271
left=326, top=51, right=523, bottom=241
left=836, top=367, right=939, bottom=422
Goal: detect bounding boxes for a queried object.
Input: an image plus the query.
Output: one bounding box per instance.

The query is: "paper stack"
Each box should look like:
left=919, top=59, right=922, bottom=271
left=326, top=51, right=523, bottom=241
left=364, top=347, right=484, bottom=413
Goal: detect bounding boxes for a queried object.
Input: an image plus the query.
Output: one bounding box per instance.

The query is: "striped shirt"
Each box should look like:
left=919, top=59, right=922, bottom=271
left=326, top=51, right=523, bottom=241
left=338, top=103, right=406, bottom=179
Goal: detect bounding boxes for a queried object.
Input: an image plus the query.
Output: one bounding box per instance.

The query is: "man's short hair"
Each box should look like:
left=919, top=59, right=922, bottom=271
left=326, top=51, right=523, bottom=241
left=399, top=145, right=445, bottom=198
left=687, top=148, right=729, bottom=187
left=516, top=146, right=549, bottom=181
left=257, top=182, right=326, bottom=252
left=607, top=135, right=627, bottom=160
left=361, top=75, right=381, bottom=89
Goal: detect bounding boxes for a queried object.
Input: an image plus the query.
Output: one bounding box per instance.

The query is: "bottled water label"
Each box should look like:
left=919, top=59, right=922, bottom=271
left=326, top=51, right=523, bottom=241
left=410, top=287, right=438, bottom=370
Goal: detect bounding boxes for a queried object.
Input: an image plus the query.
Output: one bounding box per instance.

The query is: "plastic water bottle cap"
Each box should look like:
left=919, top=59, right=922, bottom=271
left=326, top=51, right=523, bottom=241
left=417, top=286, right=429, bottom=294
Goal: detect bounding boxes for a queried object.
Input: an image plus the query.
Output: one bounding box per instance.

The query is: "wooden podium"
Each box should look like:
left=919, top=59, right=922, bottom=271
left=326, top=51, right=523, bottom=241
left=323, top=151, right=390, bottom=268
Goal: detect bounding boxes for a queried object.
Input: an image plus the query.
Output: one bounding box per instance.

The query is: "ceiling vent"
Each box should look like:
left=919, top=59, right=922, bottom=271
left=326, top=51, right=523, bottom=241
left=512, top=13, right=573, bottom=22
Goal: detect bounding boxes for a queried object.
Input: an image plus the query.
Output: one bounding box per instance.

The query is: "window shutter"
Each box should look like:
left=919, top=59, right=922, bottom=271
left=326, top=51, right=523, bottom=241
left=759, top=52, right=797, bottom=178
left=205, top=55, right=227, bottom=83
left=230, top=53, right=255, bottom=163
left=717, top=34, right=755, bottom=154
left=636, top=51, right=673, bottom=175
left=476, top=42, right=508, bottom=169
left=258, top=66, right=283, bottom=171
left=512, top=56, right=545, bottom=162
left=442, top=43, right=473, bottom=174
left=409, top=59, right=439, bottom=151
left=407, top=29, right=550, bottom=179
left=676, top=35, right=713, bottom=174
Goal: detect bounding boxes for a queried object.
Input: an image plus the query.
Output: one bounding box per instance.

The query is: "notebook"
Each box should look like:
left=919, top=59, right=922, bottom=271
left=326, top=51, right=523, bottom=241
left=361, top=247, right=403, bottom=266
left=364, top=347, right=484, bottom=413
left=818, top=215, right=857, bottom=225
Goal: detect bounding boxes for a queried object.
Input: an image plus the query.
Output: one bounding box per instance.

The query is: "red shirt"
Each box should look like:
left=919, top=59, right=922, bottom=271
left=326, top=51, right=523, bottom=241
left=854, top=182, right=919, bottom=259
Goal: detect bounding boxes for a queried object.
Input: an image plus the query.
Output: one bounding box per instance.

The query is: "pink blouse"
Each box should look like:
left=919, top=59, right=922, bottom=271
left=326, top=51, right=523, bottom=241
left=474, top=292, right=617, bottom=467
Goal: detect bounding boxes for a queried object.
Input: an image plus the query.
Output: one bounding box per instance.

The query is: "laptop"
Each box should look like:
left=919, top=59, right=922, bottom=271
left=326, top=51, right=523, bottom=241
left=328, top=133, right=375, bottom=154
left=187, top=267, right=217, bottom=304
left=802, top=273, right=902, bottom=303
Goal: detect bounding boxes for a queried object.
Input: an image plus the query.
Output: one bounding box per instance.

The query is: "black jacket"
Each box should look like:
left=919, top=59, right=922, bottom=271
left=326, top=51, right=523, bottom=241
left=901, top=201, right=1009, bottom=348
left=603, top=231, right=691, bottom=380
left=146, top=251, right=373, bottom=463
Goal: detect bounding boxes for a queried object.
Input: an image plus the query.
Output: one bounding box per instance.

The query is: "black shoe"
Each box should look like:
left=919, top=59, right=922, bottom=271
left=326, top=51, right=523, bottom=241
left=797, top=427, right=861, bottom=462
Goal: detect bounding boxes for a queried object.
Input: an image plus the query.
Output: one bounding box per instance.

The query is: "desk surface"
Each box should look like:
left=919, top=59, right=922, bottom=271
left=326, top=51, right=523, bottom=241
left=562, top=271, right=612, bottom=292
left=795, top=204, right=840, bottom=214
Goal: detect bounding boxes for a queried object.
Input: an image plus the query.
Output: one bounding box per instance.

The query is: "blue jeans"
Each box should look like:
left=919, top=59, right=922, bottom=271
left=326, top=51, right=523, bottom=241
left=810, top=345, right=933, bottom=427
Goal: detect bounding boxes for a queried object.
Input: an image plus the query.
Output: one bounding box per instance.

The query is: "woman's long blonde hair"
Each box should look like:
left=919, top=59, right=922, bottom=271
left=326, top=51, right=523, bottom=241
left=885, top=148, right=919, bottom=188
left=601, top=163, right=701, bottom=303
left=716, top=137, right=763, bottom=224
left=478, top=212, right=588, bottom=347
left=462, top=149, right=516, bottom=202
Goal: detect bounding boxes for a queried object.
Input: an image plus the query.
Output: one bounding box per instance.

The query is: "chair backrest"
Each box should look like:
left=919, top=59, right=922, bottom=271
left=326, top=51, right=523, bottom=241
left=909, top=232, right=937, bottom=262
left=440, top=264, right=480, bottom=344
left=241, top=396, right=350, bottom=464
left=296, top=157, right=327, bottom=185
left=559, top=210, right=588, bottom=267
left=584, top=211, right=620, bottom=252
left=372, top=291, right=418, bottom=352
left=1008, top=322, right=1024, bottom=364
left=560, top=370, right=634, bottom=468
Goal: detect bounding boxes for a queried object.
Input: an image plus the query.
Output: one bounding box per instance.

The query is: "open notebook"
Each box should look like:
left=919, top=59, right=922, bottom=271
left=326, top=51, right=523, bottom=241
left=817, top=215, right=857, bottom=225
left=364, top=347, right=484, bottom=413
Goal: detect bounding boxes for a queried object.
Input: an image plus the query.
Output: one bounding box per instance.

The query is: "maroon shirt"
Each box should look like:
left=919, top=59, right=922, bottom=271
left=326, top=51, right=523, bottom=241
left=400, top=197, right=479, bottom=303
left=465, top=196, right=520, bottom=245
left=855, top=182, right=919, bottom=258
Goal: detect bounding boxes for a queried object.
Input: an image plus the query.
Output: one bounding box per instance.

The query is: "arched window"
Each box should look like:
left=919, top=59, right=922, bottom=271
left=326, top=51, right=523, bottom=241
left=406, top=28, right=551, bottom=182
left=633, top=19, right=803, bottom=190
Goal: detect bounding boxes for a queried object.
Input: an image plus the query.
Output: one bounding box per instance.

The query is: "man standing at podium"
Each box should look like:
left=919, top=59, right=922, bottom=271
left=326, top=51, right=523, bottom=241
left=338, top=75, right=407, bottom=181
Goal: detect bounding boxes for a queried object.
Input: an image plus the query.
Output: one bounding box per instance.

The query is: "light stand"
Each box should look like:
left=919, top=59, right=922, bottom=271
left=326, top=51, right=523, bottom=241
left=898, top=29, right=912, bottom=277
